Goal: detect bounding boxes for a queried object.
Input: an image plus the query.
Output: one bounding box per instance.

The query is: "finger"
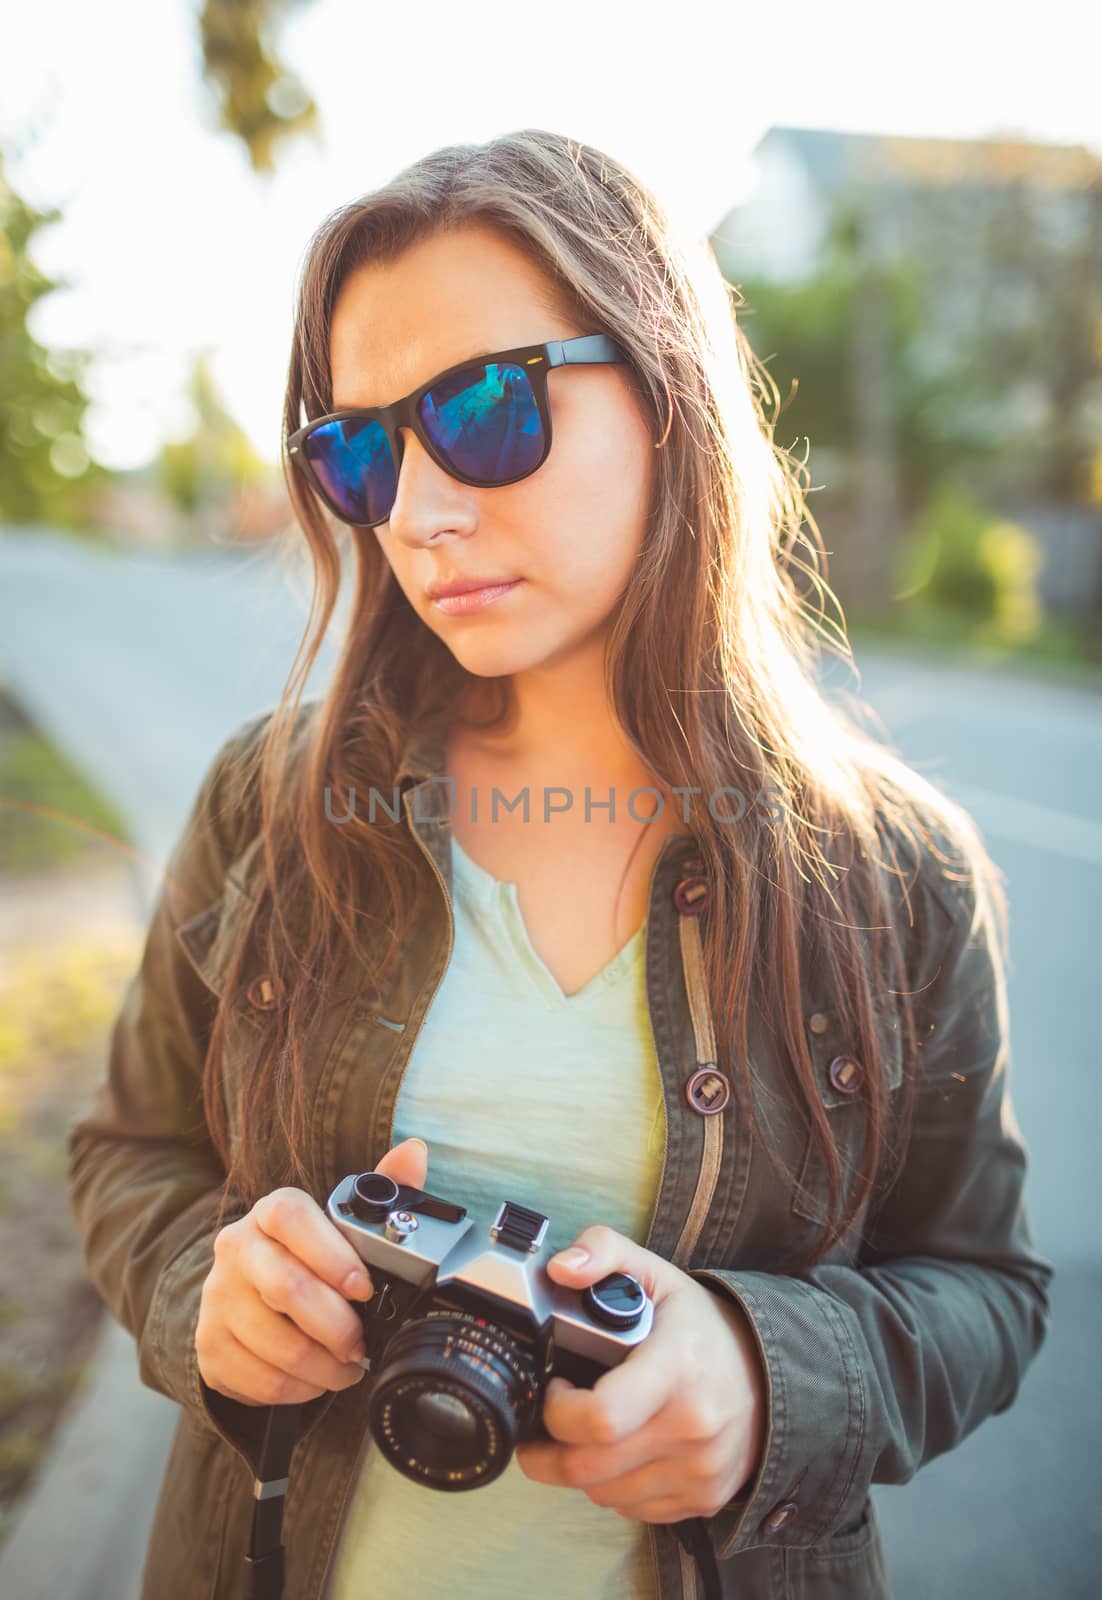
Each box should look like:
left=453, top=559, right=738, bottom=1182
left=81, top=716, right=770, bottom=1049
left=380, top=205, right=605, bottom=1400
left=514, top=1438, right=569, bottom=1484
left=544, top=1340, right=675, bottom=1446
left=227, top=1295, right=368, bottom=1394
left=545, top=1225, right=676, bottom=1308
left=573, top=1455, right=681, bottom=1510
left=209, top=1326, right=353, bottom=1406
left=373, top=1138, right=430, bottom=1191
left=518, top=1408, right=670, bottom=1489
left=251, top=1187, right=374, bottom=1302
left=613, top=1497, right=695, bottom=1525
left=240, top=1230, right=368, bottom=1364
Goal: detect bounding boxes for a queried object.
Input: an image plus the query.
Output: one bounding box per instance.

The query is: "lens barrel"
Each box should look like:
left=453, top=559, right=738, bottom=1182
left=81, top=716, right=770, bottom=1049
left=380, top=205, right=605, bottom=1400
left=367, top=1310, right=542, bottom=1490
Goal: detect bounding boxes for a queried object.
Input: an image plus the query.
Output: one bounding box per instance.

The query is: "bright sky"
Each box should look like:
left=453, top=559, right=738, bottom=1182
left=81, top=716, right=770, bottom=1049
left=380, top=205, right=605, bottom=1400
left=2, top=0, right=1099, bottom=473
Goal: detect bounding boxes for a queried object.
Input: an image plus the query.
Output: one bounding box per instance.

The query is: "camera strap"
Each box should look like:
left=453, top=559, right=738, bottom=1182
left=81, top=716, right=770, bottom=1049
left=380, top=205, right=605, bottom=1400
left=244, top=1403, right=303, bottom=1600
left=673, top=1517, right=722, bottom=1599
left=245, top=1406, right=719, bottom=1600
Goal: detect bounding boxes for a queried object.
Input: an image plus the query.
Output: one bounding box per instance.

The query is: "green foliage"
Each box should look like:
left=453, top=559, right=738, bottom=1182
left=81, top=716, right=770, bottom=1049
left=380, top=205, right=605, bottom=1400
left=156, top=349, right=271, bottom=528
left=0, top=150, right=114, bottom=531
left=199, top=0, right=320, bottom=173
left=736, top=267, right=860, bottom=448
left=725, top=177, right=1102, bottom=516
left=897, top=479, right=1045, bottom=645
left=0, top=726, right=128, bottom=874
left=0, top=933, right=135, bottom=1518
left=733, top=205, right=1004, bottom=500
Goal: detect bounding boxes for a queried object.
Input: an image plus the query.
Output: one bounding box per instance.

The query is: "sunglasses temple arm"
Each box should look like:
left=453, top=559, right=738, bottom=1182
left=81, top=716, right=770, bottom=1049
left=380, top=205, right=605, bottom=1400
left=548, top=334, right=625, bottom=368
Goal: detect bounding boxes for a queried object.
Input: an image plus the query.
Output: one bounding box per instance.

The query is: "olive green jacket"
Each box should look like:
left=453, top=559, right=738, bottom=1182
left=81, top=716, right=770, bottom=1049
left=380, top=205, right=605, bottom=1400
left=66, top=704, right=1053, bottom=1599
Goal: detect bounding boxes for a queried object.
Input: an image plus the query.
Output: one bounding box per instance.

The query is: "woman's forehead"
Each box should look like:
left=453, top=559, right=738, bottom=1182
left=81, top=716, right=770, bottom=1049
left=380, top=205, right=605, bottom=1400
left=327, top=226, right=573, bottom=408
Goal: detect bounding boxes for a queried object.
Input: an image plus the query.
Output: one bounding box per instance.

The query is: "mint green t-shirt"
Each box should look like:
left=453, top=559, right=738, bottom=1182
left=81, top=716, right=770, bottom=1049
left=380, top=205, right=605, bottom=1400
left=328, top=833, right=666, bottom=1599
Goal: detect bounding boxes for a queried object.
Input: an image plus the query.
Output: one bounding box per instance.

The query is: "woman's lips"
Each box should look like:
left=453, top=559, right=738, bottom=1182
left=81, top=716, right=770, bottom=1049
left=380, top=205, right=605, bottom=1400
left=431, top=579, right=525, bottom=615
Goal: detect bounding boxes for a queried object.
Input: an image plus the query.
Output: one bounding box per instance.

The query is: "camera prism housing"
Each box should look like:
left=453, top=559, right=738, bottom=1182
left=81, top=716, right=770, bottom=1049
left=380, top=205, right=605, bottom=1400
left=325, top=1170, right=655, bottom=1492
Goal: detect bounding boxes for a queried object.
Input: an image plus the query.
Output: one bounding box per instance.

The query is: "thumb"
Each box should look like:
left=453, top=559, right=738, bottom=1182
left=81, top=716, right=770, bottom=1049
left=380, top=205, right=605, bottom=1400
left=545, top=1226, right=676, bottom=1305
left=371, top=1136, right=429, bottom=1190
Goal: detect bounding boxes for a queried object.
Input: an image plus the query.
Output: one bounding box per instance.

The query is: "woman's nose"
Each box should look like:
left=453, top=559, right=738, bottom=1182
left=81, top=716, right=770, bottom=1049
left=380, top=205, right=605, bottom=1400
left=384, top=428, right=478, bottom=547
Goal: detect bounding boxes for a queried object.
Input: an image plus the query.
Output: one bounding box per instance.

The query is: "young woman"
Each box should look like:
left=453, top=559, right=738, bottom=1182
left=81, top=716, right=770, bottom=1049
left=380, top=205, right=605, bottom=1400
left=67, top=128, right=1053, bottom=1600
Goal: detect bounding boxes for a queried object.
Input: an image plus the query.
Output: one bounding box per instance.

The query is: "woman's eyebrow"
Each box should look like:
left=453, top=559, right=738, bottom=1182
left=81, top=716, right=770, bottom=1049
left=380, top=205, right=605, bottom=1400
left=332, top=345, right=502, bottom=411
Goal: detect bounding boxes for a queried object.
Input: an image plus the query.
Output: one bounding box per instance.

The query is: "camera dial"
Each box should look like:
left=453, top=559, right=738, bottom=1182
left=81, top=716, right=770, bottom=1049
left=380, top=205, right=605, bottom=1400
left=582, top=1272, right=648, bottom=1330
left=351, top=1171, right=400, bottom=1222
left=385, top=1211, right=419, bottom=1244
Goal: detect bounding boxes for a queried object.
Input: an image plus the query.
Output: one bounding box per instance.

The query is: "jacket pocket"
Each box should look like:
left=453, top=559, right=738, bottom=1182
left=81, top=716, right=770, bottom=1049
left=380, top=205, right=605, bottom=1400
left=783, top=1498, right=891, bottom=1599
left=790, top=1004, right=904, bottom=1225
left=174, top=870, right=257, bottom=1002
left=172, top=854, right=384, bottom=1194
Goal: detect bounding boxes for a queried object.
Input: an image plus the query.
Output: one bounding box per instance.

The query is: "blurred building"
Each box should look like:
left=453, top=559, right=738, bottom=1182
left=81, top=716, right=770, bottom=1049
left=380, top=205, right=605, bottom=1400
left=710, top=126, right=1102, bottom=626
left=711, top=125, right=1100, bottom=290
left=84, top=464, right=293, bottom=551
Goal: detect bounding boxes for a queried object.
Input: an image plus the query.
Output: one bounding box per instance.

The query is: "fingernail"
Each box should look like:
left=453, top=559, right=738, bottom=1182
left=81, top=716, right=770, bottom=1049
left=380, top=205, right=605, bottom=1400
left=343, top=1269, right=371, bottom=1297
left=555, top=1247, right=589, bottom=1268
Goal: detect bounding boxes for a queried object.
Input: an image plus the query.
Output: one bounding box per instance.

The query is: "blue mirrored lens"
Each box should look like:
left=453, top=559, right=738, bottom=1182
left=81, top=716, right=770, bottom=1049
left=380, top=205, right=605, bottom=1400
left=419, top=362, right=544, bottom=481
left=303, top=416, right=396, bottom=525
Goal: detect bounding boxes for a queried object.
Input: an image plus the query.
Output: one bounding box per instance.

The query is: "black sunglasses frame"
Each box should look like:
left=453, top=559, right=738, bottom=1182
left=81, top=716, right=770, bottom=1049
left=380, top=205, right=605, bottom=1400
left=286, top=333, right=628, bottom=529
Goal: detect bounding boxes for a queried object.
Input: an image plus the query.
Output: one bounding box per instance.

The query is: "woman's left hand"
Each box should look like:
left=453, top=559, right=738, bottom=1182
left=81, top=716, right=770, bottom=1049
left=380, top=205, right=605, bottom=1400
left=514, top=1225, right=768, bottom=1523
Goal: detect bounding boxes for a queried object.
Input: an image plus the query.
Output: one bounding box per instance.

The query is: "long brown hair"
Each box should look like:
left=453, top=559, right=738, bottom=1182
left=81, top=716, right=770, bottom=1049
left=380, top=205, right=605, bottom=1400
left=204, top=127, right=1007, bottom=1270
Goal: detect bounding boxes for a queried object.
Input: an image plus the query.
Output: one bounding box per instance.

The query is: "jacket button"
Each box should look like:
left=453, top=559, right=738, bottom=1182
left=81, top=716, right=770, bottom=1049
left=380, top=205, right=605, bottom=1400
left=763, top=1500, right=799, bottom=1531
left=808, top=1011, right=830, bottom=1035
left=685, top=1066, right=731, bottom=1115
left=828, top=1054, right=864, bottom=1094
left=247, top=975, right=279, bottom=1010
left=672, top=875, right=709, bottom=916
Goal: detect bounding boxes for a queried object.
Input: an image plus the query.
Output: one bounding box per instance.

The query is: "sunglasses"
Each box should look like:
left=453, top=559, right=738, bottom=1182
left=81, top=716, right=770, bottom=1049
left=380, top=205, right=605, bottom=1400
left=287, top=333, right=628, bottom=529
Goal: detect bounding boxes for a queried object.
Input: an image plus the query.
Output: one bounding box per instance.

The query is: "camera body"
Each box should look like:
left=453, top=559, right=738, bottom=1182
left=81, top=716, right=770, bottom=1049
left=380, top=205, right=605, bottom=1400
left=325, top=1170, right=654, bottom=1491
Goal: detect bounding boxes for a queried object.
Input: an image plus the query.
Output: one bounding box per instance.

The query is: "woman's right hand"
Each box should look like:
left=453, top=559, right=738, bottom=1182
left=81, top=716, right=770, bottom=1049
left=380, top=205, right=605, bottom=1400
left=196, top=1137, right=431, bottom=1407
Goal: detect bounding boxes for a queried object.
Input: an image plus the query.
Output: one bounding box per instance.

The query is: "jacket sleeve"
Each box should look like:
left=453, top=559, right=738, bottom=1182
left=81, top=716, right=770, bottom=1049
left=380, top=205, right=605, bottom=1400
left=65, top=712, right=337, bottom=1471
left=688, top=825, right=1054, bottom=1558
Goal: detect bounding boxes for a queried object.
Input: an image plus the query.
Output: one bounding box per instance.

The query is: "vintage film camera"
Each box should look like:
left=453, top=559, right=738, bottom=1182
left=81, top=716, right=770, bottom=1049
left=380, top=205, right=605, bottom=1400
left=326, top=1169, right=655, bottom=1491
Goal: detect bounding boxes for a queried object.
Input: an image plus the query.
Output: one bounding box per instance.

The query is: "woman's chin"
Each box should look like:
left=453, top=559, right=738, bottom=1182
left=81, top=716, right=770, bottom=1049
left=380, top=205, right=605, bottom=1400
left=450, top=647, right=533, bottom=679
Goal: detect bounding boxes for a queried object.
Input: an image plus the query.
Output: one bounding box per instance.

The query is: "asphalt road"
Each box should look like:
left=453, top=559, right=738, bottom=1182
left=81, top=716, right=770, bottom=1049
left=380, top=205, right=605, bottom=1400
left=0, top=528, right=339, bottom=905
left=0, top=530, right=1098, bottom=1597
left=818, top=646, right=1102, bottom=1596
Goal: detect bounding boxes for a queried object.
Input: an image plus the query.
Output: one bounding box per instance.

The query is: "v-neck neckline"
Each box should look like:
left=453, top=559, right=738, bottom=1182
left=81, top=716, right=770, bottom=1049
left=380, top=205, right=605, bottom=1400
left=449, top=833, right=646, bottom=1007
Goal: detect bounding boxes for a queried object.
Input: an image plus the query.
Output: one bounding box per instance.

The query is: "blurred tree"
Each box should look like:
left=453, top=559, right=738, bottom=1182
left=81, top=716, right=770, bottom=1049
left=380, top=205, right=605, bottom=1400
left=959, top=163, right=1102, bottom=505
left=734, top=197, right=1009, bottom=502
left=839, top=203, right=904, bottom=614
left=729, top=166, right=1102, bottom=623
left=198, top=0, right=320, bottom=173
left=0, top=148, right=112, bottom=533
left=897, top=477, right=1045, bottom=646
left=733, top=198, right=986, bottom=611
left=157, top=350, right=273, bottom=544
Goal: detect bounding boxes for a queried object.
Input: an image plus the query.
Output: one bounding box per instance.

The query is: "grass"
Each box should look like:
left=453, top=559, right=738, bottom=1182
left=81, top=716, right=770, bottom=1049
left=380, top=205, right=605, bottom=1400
left=0, top=723, right=129, bottom=876
left=846, top=603, right=1102, bottom=682
left=0, top=925, right=142, bottom=1547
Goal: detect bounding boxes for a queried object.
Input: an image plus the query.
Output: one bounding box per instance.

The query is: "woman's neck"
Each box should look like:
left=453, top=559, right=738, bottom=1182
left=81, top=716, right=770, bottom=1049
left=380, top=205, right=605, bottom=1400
left=453, top=640, right=639, bottom=776
left=449, top=672, right=690, bottom=839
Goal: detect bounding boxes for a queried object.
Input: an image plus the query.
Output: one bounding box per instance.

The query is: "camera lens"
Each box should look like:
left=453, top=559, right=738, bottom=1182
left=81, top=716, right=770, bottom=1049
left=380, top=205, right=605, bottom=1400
left=411, top=1391, right=480, bottom=1465
left=367, top=1310, right=541, bottom=1491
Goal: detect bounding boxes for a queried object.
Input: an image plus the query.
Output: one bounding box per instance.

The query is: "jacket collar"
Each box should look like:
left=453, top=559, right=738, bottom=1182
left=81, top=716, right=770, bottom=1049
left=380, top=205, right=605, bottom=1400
left=395, top=715, right=450, bottom=789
